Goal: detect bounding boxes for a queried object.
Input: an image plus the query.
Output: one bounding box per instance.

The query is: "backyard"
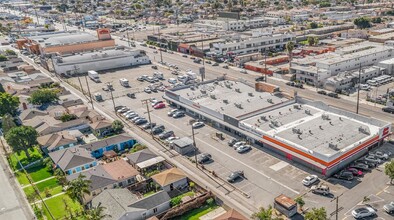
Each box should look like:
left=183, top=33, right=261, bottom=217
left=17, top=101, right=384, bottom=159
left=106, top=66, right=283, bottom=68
left=41, top=194, right=83, bottom=220
left=174, top=202, right=219, bottom=220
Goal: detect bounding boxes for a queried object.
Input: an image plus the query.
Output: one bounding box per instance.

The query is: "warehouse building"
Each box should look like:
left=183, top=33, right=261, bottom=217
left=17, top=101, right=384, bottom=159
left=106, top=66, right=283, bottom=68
left=52, top=48, right=150, bottom=76
left=163, top=77, right=391, bottom=176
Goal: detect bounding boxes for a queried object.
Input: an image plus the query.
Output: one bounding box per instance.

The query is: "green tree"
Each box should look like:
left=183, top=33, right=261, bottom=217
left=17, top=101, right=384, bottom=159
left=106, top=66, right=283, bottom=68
left=60, top=114, right=77, bottom=122
left=354, top=17, right=372, bottom=29
left=0, top=92, right=19, bottom=116
left=111, top=120, right=124, bottom=133
left=43, top=157, right=54, bottom=170
left=28, top=89, right=59, bottom=105
left=305, top=207, right=327, bottom=220
left=2, top=113, right=16, bottom=134
left=308, top=22, right=318, bottom=29
left=385, top=159, right=394, bottom=184
left=85, top=203, right=109, bottom=220
left=295, top=196, right=305, bottom=210
left=286, top=41, right=295, bottom=67
left=66, top=174, right=91, bottom=203
left=371, top=17, right=382, bottom=23
left=0, top=83, right=4, bottom=93
left=0, top=55, right=7, bottom=61
left=54, top=168, right=67, bottom=186
left=5, top=126, right=38, bottom=159
left=252, top=205, right=282, bottom=220
left=5, top=49, right=16, bottom=56
left=307, top=36, right=315, bottom=46
left=314, top=36, right=319, bottom=45
left=319, top=1, right=331, bottom=8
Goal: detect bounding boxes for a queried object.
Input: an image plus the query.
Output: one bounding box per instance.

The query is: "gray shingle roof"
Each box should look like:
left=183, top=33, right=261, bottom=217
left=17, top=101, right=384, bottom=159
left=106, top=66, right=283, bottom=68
left=129, top=191, right=170, bottom=210
left=66, top=166, right=116, bottom=191
left=126, top=149, right=157, bottom=165
left=49, top=146, right=95, bottom=170
left=80, top=134, right=133, bottom=151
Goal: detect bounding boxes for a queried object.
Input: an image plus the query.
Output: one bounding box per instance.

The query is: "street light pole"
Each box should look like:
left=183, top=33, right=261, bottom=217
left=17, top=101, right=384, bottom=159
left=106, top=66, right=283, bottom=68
left=142, top=99, right=154, bottom=139
left=356, top=63, right=362, bottom=114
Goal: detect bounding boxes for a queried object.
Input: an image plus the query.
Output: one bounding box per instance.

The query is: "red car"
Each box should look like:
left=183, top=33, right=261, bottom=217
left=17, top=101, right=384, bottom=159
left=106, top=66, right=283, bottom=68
left=346, top=167, right=363, bottom=176
left=153, top=103, right=166, bottom=109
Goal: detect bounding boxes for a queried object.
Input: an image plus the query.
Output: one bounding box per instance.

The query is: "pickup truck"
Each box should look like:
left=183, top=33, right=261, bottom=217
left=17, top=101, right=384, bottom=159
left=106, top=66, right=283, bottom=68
left=311, top=184, right=330, bottom=196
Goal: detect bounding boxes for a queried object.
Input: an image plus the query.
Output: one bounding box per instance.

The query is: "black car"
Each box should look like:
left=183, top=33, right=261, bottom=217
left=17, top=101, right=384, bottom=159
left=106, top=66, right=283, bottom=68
left=255, top=76, right=265, bottom=82
left=356, top=159, right=378, bottom=168
left=159, top=130, right=174, bottom=139
left=294, top=83, right=304, bottom=88
left=197, top=153, right=212, bottom=164
left=228, top=138, right=239, bottom=147
left=115, top=106, right=125, bottom=111
left=349, top=163, right=369, bottom=171
left=317, top=90, right=327, bottom=95
left=334, top=171, right=354, bottom=181
left=172, top=111, right=185, bottom=118
left=152, top=127, right=164, bottom=135
left=382, top=107, right=394, bottom=114
left=127, top=93, right=136, bottom=98
left=142, top=122, right=156, bottom=130
left=135, top=118, right=148, bottom=125
left=286, top=81, right=295, bottom=86
left=151, top=65, right=158, bottom=69
left=227, top=171, right=244, bottom=183
left=327, top=92, right=339, bottom=98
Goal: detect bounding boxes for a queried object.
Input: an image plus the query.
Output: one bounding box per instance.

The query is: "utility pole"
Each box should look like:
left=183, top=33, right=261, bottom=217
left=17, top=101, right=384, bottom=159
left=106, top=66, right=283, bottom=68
left=84, top=75, right=94, bottom=110
left=201, top=34, right=205, bottom=67
left=74, top=65, right=85, bottom=95
left=142, top=99, right=154, bottom=139
left=126, top=30, right=131, bottom=47
left=158, top=27, right=163, bottom=63
left=330, top=193, right=344, bottom=220
left=109, top=88, right=116, bottom=113
left=191, top=125, right=198, bottom=168
left=263, top=50, right=267, bottom=82
left=356, top=63, right=362, bottom=114
left=34, top=7, right=39, bottom=26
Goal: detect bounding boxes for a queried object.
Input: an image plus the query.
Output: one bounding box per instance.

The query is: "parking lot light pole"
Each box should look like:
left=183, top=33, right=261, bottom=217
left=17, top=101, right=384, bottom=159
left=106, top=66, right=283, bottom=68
left=191, top=125, right=198, bottom=168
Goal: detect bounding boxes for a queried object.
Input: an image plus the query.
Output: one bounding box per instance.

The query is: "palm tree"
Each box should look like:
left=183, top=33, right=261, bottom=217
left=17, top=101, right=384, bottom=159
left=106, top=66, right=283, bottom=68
left=252, top=205, right=283, bottom=220
left=286, top=41, right=295, bottom=68
left=54, top=168, right=67, bottom=186
left=43, top=157, right=54, bottom=171
left=66, top=174, right=91, bottom=204
left=85, top=203, right=109, bottom=220
left=304, top=207, right=328, bottom=220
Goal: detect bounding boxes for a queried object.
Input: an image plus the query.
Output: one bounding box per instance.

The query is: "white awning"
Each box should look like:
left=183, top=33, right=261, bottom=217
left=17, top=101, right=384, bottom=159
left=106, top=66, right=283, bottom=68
left=136, top=156, right=165, bottom=169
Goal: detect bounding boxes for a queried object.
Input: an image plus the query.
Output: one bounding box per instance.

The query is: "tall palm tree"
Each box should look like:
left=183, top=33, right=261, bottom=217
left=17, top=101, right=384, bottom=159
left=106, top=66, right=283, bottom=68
left=286, top=41, right=295, bottom=68
left=66, top=174, right=91, bottom=204
left=85, top=203, right=110, bottom=220
left=304, top=207, right=328, bottom=220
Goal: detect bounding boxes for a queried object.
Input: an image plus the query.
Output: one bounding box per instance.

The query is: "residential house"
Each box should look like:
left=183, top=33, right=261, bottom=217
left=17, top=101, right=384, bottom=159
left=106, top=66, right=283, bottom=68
left=47, top=105, right=67, bottom=120
left=89, top=120, right=113, bottom=137
left=101, top=159, right=139, bottom=188
left=126, top=149, right=165, bottom=174
left=91, top=189, right=171, bottom=220
left=49, top=146, right=97, bottom=175
left=37, top=131, right=78, bottom=153
left=214, top=209, right=248, bottom=220
left=75, top=109, right=104, bottom=123
left=19, top=108, right=47, bottom=121
left=81, top=134, right=137, bottom=158
left=151, top=168, right=188, bottom=193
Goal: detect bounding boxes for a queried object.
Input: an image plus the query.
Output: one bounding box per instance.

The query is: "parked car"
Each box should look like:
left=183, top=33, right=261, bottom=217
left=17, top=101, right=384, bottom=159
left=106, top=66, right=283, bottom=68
left=122, top=110, right=134, bottom=116
left=152, top=127, right=164, bottom=135
left=302, top=175, right=319, bottom=186
left=349, top=163, right=369, bottom=171
left=159, top=130, right=174, bottom=139
left=311, top=184, right=330, bottom=196
left=117, top=107, right=129, bottom=113
left=168, top=109, right=179, bottom=116
left=240, top=69, right=247, bottom=74
left=192, top=121, right=205, bottom=129
left=153, top=103, right=166, bottom=109
left=131, top=117, right=143, bottom=123
left=142, top=122, right=156, bottom=130
left=127, top=93, right=136, bottom=99
left=227, top=171, right=244, bottom=183
left=346, top=167, right=363, bottom=176
left=144, top=87, right=152, bottom=93
left=237, top=145, right=252, bottom=153
left=255, top=76, right=265, bottom=82
left=205, top=61, right=212, bottom=64
left=351, top=207, right=376, bottom=219
left=172, top=111, right=185, bottom=118
left=383, top=201, right=394, bottom=214
left=135, top=118, right=148, bottom=125
left=356, top=159, right=378, bottom=168
left=364, top=155, right=381, bottom=164
left=370, top=151, right=391, bottom=160
left=197, top=153, right=212, bottom=164
left=151, top=65, right=158, bottom=69
left=137, top=76, right=144, bottom=81
left=126, top=113, right=138, bottom=119
left=334, top=171, right=353, bottom=181
left=228, top=138, right=239, bottom=147
left=165, top=136, right=179, bottom=145
left=212, top=63, right=219, bottom=66
left=317, top=90, right=327, bottom=95
left=233, top=141, right=247, bottom=149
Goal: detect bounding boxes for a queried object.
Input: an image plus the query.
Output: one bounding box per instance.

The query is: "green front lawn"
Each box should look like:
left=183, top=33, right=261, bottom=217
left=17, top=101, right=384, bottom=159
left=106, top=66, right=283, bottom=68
left=23, top=178, right=60, bottom=198
left=42, top=194, right=82, bottom=220
left=16, top=162, right=53, bottom=186
left=9, top=147, right=43, bottom=170
left=176, top=204, right=219, bottom=220
left=24, top=185, right=63, bottom=200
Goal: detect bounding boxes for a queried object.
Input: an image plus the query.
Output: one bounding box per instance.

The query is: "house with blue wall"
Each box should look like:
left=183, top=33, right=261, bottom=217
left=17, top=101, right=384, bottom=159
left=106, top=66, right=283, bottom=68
left=49, top=146, right=97, bottom=175
left=80, top=134, right=137, bottom=158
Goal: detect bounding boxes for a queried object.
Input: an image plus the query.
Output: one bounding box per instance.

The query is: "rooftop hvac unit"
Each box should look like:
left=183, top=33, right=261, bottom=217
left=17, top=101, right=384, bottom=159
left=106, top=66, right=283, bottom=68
left=234, top=103, right=243, bottom=109
left=358, top=126, right=370, bottom=135
left=292, top=127, right=302, bottom=134
left=223, top=99, right=229, bottom=104
left=210, top=94, right=216, bottom=99
left=305, top=109, right=311, bottom=115
left=267, top=98, right=273, bottom=103
left=200, top=89, right=207, bottom=94
left=321, top=114, right=330, bottom=120
left=235, top=88, right=241, bottom=93
left=225, top=83, right=232, bottom=89
left=329, top=143, right=339, bottom=151
left=271, top=120, right=280, bottom=127
left=294, top=104, right=301, bottom=109
left=260, top=116, right=267, bottom=121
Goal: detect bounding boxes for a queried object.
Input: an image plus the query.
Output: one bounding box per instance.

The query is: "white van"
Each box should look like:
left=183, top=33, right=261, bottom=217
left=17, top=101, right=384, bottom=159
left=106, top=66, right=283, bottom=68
left=88, top=70, right=100, bottom=83
left=359, top=84, right=371, bottom=91
left=119, top=78, right=129, bottom=87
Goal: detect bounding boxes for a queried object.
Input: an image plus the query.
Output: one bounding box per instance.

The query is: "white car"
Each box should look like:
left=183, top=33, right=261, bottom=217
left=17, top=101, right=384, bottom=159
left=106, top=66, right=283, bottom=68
left=168, top=78, right=177, bottom=84
left=122, top=110, right=134, bottom=116
left=302, top=175, right=319, bottom=186
left=351, top=207, right=376, bottom=219
left=233, top=141, right=246, bottom=149
left=240, top=69, right=247, bottom=74
left=192, top=121, right=205, bottom=129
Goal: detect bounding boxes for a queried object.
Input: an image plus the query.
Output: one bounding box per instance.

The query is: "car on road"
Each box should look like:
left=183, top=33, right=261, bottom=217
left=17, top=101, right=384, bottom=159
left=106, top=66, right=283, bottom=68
left=317, top=90, right=327, bottom=95
left=382, top=107, right=394, bottom=114
left=172, top=111, right=185, bottom=118
left=327, top=92, right=339, bottom=98
left=223, top=65, right=229, bottom=69
left=383, top=201, right=394, bottom=214
left=151, top=65, right=158, bottom=69
left=182, top=54, right=188, bottom=58
left=205, top=61, right=212, bottom=64
left=192, top=121, right=205, bottom=129
left=197, top=153, right=212, bottom=164
left=302, top=175, right=319, bottom=186
left=311, top=184, right=330, bottom=196
left=153, top=103, right=166, bottom=109
left=227, top=171, right=244, bottom=183
left=159, top=131, right=174, bottom=139
left=369, top=151, right=391, bottom=160
left=351, top=207, right=376, bottom=219
left=334, top=171, right=353, bottom=181
left=212, top=63, right=219, bottom=66
left=236, top=145, right=252, bottom=153
left=142, top=122, right=156, bottom=130
left=228, top=138, right=239, bottom=147
left=346, top=167, right=363, bottom=176
left=240, top=69, right=247, bottom=74
left=349, top=163, right=369, bottom=171
left=255, top=76, right=265, bottom=82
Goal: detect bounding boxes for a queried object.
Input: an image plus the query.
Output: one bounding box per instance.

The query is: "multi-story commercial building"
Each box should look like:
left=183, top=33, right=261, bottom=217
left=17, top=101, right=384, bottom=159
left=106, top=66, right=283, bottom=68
left=52, top=48, right=150, bottom=76
left=211, top=32, right=295, bottom=56
left=308, top=23, right=354, bottom=35
left=195, top=17, right=274, bottom=31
